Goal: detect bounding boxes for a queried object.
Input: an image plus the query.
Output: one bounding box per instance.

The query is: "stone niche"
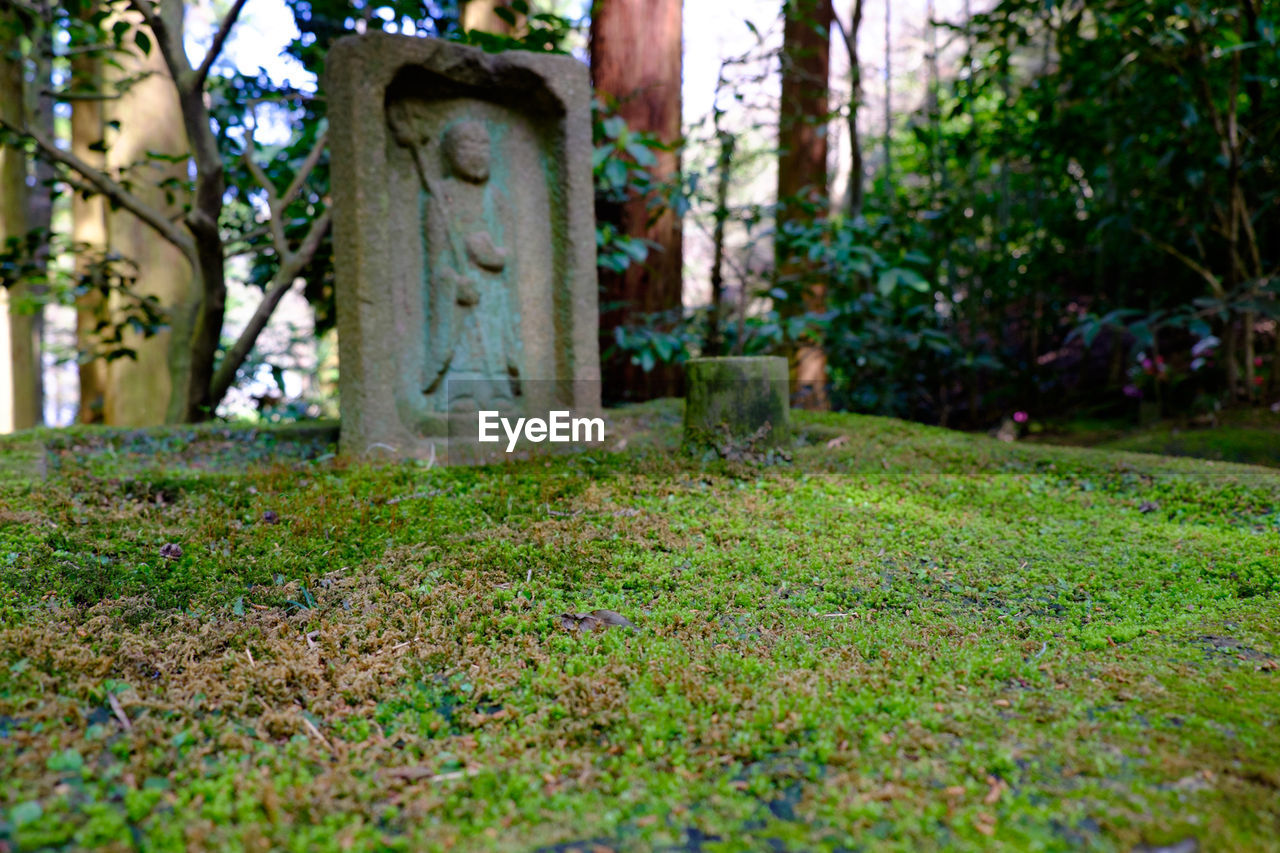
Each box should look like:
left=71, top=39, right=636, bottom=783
left=326, top=34, right=600, bottom=458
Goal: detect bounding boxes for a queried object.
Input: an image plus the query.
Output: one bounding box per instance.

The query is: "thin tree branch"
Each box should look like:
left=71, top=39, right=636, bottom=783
left=1135, top=228, right=1225, bottom=298
left=242, top=144, right=288, bottom=251
left=3, top=0, right=41, bottom=17
left=193, top=0, right=250, bottom=91
left=2, top=118, right=195, bottom=260
left=223, top=224, right=271, bottom=259
left=281, top=131, right=328, bottom=209
left=207, top=208, right=331, bottom=404
left=42, top=89, right=123, bottom=102
left=125, top=0, right=188, bottom=82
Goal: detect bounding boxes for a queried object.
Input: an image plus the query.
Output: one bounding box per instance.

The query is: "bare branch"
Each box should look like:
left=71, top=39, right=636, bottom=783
left=828, top=0, right=862, bottom=62
left=2, top=118, right=195, bottom=260
left=125, top=0, right=187, bottom=81
left=55, top=42, right=118, bottom=58
left=289, top=206, right=332, bottom=273
left=242, top=146, right=288, bottom=254
left=207, top=208, right=332, bottom=404
left=193, top=0, right=250, bottom=91
left=243, top=118, right=328, bottom=256
left=223, top=224, right=272, bottom=259
left=1136, top=229, right=1225, bottom=299
left=281, top=131, right=328, bottom=209
left=3, top=0, right=42, bottom=17
left=42, top=89, right=122, bottom=102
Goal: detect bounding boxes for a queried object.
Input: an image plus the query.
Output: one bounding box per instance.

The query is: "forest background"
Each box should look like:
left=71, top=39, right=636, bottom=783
left=1, top=0, right=1276, bottom=434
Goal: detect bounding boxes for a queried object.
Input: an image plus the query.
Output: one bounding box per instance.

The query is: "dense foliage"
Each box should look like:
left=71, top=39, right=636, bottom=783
left=844, top=0, right=1279, bottom=425
left=625, top=0, right=1279, bottom=428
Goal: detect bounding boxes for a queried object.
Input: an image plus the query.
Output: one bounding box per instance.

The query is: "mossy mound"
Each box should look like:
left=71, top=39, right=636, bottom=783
left=1, top=410, right=1278, bottom=851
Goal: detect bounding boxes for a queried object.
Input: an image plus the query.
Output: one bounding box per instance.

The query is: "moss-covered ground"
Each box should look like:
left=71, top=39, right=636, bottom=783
left=1026, top=408, right=1280, bottom=469
left=1, top=404, right=1278, bottom=852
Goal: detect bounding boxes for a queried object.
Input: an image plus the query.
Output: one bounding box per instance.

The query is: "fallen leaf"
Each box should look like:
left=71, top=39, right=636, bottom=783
left=993, top=698, right=1011, bottom=708
left=558, top=613, right=599, bottom=632
left=590, top=609, right=635, bottom=628
left=825, top=435, right=850, bottom=449
left=560, top=610, right=634, bottom=632
left=1131, top=839, right=1199, bottom=853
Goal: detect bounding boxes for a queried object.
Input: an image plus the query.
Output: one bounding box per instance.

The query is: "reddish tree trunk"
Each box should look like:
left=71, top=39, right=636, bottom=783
left=591, top=0, right=683, bottom=403
left=777, top=0, right=833, bottom=409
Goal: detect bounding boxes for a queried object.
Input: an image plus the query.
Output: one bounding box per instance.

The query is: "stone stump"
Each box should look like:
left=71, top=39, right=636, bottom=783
left=683, top=356, right=790, bottom=451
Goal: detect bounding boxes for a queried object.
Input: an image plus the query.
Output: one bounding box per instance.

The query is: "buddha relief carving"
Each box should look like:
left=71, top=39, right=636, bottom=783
left=388, top=102, right=522, bottom=412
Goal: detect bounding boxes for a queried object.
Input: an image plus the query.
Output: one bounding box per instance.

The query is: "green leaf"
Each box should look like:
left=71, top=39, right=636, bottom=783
left=875, top=269, right=897, bottom=297
left=601, top=116, right=627, bottom=141
left=652, top=335, right=674, bottom=362
left=135, top=30, right=151, bottom=56
left=602, top=159, right=628, bottom=190
left=46, top=748, right=84, bottom=772
left=10, top=801, right=42, bottom=828
left=624, top=141, right=657, bottom=168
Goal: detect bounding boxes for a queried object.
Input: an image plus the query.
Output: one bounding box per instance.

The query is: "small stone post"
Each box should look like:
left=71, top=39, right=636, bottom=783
left=683, top=356, right=790, bottom=450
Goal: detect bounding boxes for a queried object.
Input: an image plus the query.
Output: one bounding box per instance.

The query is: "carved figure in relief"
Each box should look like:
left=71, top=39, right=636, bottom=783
left=388, top=103, right=521, bottom=411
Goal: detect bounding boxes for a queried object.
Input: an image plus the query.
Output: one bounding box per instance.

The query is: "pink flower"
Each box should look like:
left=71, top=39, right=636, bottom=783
left=1013, top=411, right=1029, bottom=423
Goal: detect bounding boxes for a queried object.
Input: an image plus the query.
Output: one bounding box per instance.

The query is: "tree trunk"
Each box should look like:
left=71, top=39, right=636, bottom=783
left=777, top=0, right=833, bottom=410
left=0, top=10, right=39, bottom=432
left=832, top=0, right=865, bottom=219
left=708, top=130, right=734, bottom=357
left=590, top=0, right=684, bottom=403
left=71, top=33, right=110, bottom=424
left=881, top=0, right=891, bottom=198
left=461, top=0, right=523, bottom=34
left=24, top=6, right=55, bottom=424
left=102, top=11, right=196, bottom=426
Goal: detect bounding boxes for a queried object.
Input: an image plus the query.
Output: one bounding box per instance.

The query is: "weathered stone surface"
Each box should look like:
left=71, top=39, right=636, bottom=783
left=683, top=356, right=790, bottom=449
left=327, top=34, right=600, bottom=458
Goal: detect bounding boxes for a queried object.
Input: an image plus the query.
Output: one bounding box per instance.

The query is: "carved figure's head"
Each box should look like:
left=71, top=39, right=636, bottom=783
left=442, top=121, right=491, bottom=183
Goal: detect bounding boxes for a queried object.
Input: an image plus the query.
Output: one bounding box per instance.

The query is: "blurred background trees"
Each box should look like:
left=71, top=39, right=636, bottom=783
left=0, top=0, right=1276, bottom=433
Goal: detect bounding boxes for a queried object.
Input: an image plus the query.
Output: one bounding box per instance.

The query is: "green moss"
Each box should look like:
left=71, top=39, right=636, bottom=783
left=1, top=409, right=1278, bottom=850
left=1027, top=409, right=1280, bottom=468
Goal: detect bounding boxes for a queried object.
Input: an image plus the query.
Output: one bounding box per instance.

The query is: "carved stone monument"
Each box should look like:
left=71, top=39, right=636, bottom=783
left=327, top=34, right=600, bottom=458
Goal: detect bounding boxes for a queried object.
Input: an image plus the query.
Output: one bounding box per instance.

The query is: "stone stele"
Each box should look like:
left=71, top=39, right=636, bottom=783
left=326, top=34, right=601, bottom=458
